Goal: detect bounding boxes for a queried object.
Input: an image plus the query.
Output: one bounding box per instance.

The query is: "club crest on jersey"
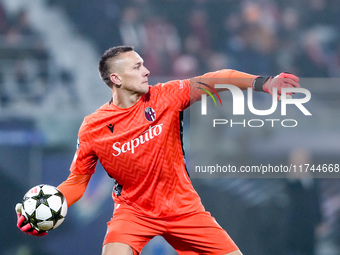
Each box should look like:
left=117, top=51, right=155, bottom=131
left=144, top=107, right=156, bottom=122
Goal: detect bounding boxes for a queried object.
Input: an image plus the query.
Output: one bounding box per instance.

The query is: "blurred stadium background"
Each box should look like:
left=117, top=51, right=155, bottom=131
left=1, top=0, right=340, bottom=254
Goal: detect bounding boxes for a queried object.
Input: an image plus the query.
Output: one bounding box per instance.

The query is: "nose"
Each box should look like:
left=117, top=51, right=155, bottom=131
left=143, top=66, right=150, bottom=77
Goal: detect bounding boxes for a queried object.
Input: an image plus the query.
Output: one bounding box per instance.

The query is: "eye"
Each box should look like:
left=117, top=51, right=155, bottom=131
left=134, top=63, right=142, bottom=70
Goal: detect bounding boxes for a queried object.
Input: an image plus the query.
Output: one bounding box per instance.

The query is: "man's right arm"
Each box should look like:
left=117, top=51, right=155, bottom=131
left=57, top=172, right=92, bottom=207
left=58, top=119, right=98, bottom=207
left=16, top=119, right=98, bottom=235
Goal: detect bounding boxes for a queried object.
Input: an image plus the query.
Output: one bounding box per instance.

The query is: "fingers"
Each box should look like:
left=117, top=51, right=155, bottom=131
left=31, top=230, right=48, bottom=236
left=16, top=204, right=33, bottom=233
left=21, top=222, right=33, bottom=232
left=17, top=213, right=36, bottom=234
left=15, top=203, right=23, bottom=214
left=17, top=215, right=26, bottom=228
left=278, top=72, right=300, bottom=82
left=282, top=78, right=300, bottom=88
left=263, top=73, right=300, bottom=101
left=17, top=219, right=48, bottom=236
left=276, top=73, right=300, bottom=90
left=274, top=78, right=300, bottom=95
left=16, top=203, right=47, bottom=236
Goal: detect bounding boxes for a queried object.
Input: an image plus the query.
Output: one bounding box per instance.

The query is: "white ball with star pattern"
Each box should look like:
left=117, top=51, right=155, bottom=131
left=22, top=184, right=67, bottom=231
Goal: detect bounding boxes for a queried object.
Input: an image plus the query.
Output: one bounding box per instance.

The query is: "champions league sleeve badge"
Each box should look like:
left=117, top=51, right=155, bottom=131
left=144, top=107, right=156, bottom=122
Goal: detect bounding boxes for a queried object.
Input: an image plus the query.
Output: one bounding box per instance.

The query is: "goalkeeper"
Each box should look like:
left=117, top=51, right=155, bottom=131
left=16, top=46, right=299, bottom=255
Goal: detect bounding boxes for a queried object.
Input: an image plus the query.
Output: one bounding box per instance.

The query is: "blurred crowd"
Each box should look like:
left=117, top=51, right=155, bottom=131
left=0, top=4, right=50, bottom=109
left=49, top=0, right=340, bottom=78
left=1, top=0, right=340, bottom=109
left=0, top=3, right=79, bottom=112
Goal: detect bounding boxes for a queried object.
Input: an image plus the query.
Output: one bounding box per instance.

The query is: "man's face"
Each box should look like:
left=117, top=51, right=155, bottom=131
left=111, top=51, right=150, bottom=95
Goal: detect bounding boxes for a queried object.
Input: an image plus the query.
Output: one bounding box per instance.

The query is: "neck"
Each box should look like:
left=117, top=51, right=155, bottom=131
left=111, top=89, right=143, bottom=109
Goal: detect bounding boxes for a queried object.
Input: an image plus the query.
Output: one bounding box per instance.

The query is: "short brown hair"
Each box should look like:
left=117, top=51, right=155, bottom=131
left=98, top=46, right=134, bottom=88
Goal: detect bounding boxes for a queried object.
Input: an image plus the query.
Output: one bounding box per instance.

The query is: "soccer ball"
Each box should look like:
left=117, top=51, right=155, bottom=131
left=22, top=184, right=67, bottom=231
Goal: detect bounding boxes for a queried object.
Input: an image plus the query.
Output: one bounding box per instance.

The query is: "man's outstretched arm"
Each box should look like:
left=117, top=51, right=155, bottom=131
left=191, top=69, right=299, bottom=102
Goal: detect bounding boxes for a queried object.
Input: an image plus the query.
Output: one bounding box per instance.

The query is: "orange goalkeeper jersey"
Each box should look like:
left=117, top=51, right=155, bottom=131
left=58, top=69, right=255, bottom=217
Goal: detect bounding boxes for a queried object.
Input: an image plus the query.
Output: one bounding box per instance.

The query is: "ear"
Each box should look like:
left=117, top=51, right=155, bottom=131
left=110, top=73, right=121, bottom=86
